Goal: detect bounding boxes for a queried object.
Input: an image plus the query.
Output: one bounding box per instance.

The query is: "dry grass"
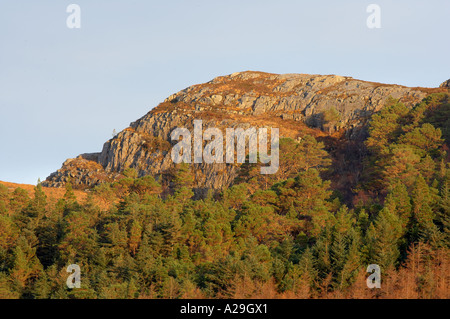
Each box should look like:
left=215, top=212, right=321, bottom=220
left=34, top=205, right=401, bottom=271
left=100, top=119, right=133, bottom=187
left=0, top=180, right=87, bottom=202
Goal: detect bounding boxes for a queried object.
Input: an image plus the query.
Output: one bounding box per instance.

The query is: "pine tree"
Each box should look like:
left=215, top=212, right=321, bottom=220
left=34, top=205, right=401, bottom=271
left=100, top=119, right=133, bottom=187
left=0, top=215, right=18, bottom=254
left=410, top=174, right=436, bottom=242
left=436, top=174, right=450, bottom=247
left=9, top=236, right=43, bottom=296
left=236, top=136, right=331, bottom=191
left=172, top=163, right=195, bottom=191
left=384, top=181, right=412, bottom=229
left=365, top=98, right=409, bottom=153
left=273, top=169, right=332, bottom=237
left=32, top=270, right=51, bottom=299
left=297, top=248, right=318, bottom=290
left=0, top=273, right=19, bottom=298
left=370, top=208, right=403, bottom=271
left=59, top=211, right=99, bottom=262
left=9, top=188, right=30, bottom=215
left=314, top=226, right=333, bottom=280
left=61, top=180, right=80, bottom=215
left=330, top=231, right=348, bottom=283
left=383, top=145, right=421, bottom=189
left=131, top=176, right=162, bottom=198
left=338, top=229, right=362, bottom=289
left=128, top=220, right=142, bottom=256
left=398, top=123, right=443, bottom=157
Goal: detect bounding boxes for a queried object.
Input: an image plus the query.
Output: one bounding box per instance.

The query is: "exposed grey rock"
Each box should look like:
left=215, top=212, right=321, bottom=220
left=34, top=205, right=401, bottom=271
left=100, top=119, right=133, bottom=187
left=253, top=96, right=278, bottom=115
left=43, top=71, right=433, bottom=190
left=238, top=95, right=257, bottom=109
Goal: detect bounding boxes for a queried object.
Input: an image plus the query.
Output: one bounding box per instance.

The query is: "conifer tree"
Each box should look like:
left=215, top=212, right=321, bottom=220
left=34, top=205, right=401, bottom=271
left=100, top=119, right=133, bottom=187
left=9, top=236, right=42, bottom=296
left=436, top=176, right=450, bottom=246
left=9, top=188, right=30, bottom=215
left=398, top=123, right=443, bottom=157
left=314, top=226, right=333, bottom=280
left=297, top=248, right=318, bottom=290
left=370, top=208, right=403, bottom=271
left=410, top=174, right=436, bottom=242
left=338, top=229, right=362, bottom=289
left=172, top=163, right=195, bottom=191
left=365, top=98, right=409, bottom=153
left=384, top=181, right=412, bottom=229
left=273, top=169, right=332, bottom=237
left=128, top=219, right=142, bottom=256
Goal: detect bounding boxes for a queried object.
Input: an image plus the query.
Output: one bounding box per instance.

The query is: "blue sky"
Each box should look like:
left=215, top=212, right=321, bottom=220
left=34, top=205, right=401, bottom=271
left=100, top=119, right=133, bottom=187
left=0, top=0, right=449, bottom=185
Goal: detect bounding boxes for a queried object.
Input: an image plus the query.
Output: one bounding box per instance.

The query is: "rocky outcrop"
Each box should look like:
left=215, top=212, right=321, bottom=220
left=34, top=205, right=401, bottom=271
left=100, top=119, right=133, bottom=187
left=43, top=154, right=121, bottom=188
left=440, top=79, right=450, bottom=88
left=42, top=71, right=444, bottom=190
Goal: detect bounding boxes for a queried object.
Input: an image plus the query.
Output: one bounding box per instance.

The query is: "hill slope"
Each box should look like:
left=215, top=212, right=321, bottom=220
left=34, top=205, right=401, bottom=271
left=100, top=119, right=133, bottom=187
left=41, top=71, right=447, bottom=194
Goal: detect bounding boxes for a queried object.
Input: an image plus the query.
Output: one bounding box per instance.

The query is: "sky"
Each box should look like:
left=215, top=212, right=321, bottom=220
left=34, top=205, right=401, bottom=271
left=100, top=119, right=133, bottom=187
left=0, top=0, right=449, bottom=185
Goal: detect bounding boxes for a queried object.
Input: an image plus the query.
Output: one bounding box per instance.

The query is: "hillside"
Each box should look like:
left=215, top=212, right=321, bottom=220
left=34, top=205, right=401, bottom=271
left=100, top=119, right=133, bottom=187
left=1, top=72, right=449, bottom=299
left=41, top=71, right=447, bottom=198
left=0, top=181, right=87, bottom=203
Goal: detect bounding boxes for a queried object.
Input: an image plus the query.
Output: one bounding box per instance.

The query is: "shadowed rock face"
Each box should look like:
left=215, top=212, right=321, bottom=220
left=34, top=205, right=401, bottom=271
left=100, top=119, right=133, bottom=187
left=42, top=71, right=444, bottom=191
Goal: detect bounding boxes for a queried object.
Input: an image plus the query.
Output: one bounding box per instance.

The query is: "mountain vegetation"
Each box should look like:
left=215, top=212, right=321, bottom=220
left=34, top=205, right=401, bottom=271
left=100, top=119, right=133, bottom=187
left=0, top=90, right=449, bottom=299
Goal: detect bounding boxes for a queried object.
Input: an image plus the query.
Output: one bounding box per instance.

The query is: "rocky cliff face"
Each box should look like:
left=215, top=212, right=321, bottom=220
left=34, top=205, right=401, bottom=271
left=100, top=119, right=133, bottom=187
left=42, top=71, right=446, bottom=191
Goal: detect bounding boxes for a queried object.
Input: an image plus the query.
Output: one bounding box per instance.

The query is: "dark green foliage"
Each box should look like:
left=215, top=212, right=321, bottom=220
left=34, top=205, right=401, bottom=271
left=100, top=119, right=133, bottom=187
left=0, top=93, right=449, bottom=299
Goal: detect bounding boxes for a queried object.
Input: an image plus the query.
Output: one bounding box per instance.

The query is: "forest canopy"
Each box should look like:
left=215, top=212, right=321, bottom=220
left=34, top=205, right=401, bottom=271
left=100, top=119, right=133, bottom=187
left=0, top=93, right=449, bottom=299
